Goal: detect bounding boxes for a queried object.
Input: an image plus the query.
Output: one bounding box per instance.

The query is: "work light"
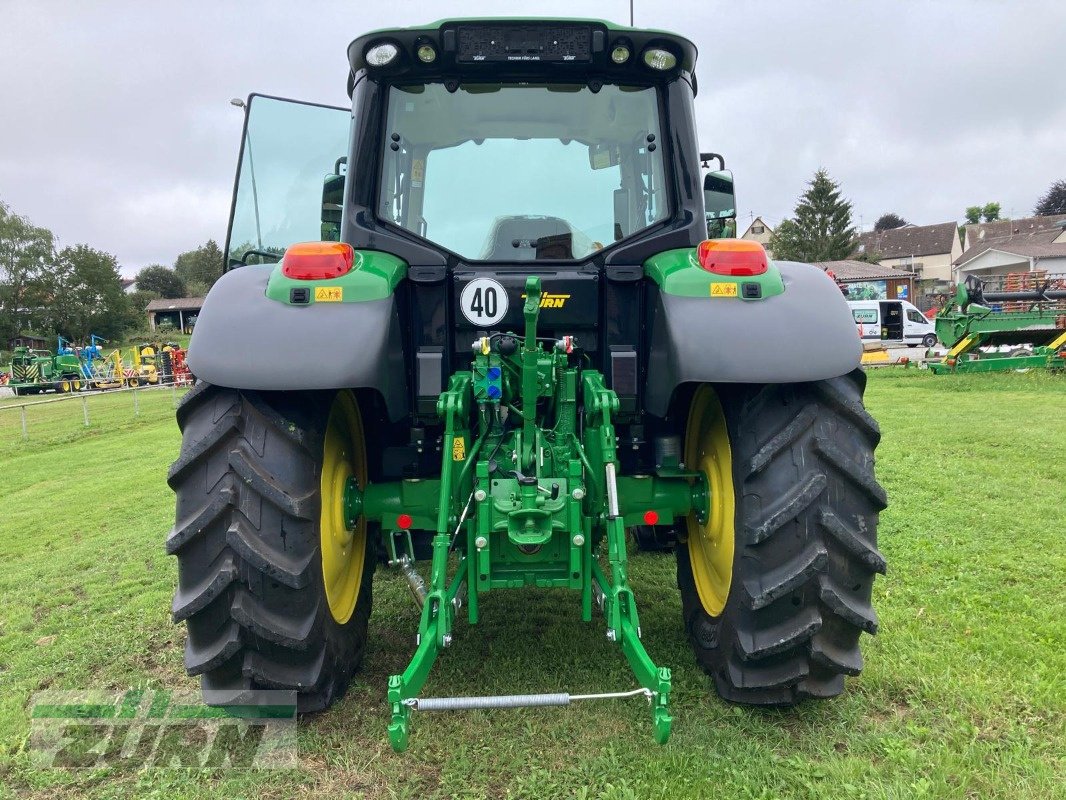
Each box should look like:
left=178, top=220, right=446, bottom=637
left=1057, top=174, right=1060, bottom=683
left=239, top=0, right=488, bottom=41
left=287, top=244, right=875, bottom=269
left=366, top=42, right=399, bottom=67
left=642, top=48, right=677, bottom=70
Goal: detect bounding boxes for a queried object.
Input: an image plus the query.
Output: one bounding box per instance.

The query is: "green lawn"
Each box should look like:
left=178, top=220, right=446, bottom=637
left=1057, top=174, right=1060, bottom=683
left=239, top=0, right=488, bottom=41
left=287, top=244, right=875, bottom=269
left=0, top=371, right=1063, bottom=799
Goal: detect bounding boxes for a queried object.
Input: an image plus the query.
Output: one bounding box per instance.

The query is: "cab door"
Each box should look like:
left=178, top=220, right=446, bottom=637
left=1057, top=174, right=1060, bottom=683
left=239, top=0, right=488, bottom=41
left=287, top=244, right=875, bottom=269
left=225, top=94, right=351, bottom=268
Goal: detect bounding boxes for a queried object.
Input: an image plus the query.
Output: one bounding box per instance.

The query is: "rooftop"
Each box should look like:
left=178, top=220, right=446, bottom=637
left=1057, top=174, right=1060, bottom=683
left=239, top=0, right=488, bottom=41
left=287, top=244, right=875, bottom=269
left=855, top=222, right=959, bottom=259
left=812, top=260, right=915, bottom=281
left=955, top=228, right=1066, bottom=266
left=145, top=297, right=205, bottom=312
left=964, top=213, right=1066, bottom=248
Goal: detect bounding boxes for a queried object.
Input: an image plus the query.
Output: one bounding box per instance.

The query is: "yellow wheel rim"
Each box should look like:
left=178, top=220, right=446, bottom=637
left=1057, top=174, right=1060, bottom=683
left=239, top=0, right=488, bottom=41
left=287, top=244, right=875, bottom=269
left=685, top=386, right=736, bottom=617
left=320, top=392, right=368, bottom=624
left=60, top=380, right=70, bottom=393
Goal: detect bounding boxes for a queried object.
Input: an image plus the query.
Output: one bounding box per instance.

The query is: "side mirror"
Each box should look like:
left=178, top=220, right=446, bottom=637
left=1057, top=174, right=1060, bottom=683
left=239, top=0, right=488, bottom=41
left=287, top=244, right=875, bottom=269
left=321, top=173, right=345, bottom=241
left=704, top=169, right=736, bottom=221
left=588, top=143, right=620, bottom=170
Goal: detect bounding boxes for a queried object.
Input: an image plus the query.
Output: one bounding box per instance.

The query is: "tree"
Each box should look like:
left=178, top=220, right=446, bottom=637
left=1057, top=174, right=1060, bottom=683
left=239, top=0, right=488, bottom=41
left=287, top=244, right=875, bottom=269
left=183, top=279, right=210, bottom=298
left=174, top=239, right=224, bottom=289
left=767, top=169, right=856, bottom=262
left=873, top=213, right=907, bottom=232
left=964, top=206, right=983, bottom=225
left=48, top=245, right=129, bottom=340
left=0, top=201, right=55, bottom=342
left=982, top=202, right=1001, bottom=223
left=135, top=264, right=185, bottom=298
left=1034, top=180, right=1066, bottom=216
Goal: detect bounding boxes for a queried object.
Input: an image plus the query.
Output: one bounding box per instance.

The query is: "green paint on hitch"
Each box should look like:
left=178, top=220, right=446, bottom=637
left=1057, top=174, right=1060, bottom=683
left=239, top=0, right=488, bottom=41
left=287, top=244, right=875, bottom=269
left=265, top=250, right=407, bottom=304
left=644, top=248, right=785, bottom=299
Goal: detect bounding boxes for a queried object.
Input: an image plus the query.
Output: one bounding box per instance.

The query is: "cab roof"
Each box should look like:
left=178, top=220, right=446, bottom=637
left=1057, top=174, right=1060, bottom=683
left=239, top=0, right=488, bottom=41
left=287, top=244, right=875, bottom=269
left=346, top=18, right=698, bottom=91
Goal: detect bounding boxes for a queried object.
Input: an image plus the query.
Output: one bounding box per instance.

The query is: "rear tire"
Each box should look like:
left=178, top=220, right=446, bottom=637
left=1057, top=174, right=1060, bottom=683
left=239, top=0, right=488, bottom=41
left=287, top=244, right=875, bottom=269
left=677, top=369, right=886, bottom=704
left=167, top=383, right=376, bottom=712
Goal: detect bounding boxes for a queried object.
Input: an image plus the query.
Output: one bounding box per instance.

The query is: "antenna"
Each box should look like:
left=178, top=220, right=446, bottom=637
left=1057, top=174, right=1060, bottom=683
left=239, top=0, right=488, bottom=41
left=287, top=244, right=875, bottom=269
left=630, top=0, right=634, bottom=26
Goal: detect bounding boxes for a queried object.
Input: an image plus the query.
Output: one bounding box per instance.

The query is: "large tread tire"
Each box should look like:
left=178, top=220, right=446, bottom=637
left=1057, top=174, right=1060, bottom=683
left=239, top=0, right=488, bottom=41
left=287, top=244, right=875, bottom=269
left=166, top=382, right=375, bottom=712
left=678, top=369, right=886, bottom=704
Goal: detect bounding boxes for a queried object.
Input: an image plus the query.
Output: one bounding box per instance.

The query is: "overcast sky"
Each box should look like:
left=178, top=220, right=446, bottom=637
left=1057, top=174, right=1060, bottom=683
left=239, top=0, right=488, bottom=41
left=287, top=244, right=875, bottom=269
left=1, top=0, right=1064, bottom=276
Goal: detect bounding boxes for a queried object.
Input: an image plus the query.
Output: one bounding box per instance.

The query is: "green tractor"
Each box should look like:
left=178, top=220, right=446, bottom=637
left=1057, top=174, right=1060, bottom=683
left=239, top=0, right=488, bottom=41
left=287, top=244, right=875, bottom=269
left=9, top=342, right=83, bottom=395
left=169, top=18, right=885, bottom=751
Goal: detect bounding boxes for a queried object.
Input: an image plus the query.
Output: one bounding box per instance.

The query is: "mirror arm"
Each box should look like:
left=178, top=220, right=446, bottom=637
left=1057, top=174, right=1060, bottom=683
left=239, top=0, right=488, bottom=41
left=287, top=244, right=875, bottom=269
left=239, top=249, right=283, bottom=266
left=699, top=152, right=725, bottom=170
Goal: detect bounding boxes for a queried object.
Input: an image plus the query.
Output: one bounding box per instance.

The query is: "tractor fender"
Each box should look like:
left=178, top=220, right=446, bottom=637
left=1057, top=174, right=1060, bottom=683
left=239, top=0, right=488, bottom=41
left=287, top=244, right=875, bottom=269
left=186, top=265, right=407, bottom=419
left=645, top=260, right=861, bottom=416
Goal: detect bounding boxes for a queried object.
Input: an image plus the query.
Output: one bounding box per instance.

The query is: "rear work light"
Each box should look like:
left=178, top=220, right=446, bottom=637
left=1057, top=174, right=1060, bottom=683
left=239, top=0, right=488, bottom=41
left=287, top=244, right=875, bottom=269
left=281, top=242, right=355, bottom=280
left=696, top=239, right=769, bottom=277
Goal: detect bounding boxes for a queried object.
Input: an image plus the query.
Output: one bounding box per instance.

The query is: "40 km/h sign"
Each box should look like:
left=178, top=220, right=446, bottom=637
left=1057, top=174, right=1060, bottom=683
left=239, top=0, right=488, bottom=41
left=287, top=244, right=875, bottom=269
left=460, top=278, right=508, bottom=326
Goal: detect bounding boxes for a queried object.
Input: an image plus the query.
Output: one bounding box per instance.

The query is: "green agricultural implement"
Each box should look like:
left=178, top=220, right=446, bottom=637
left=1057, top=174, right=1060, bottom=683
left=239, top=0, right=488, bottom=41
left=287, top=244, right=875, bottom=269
left=931, top=273, right=1066, bottom=374
left=168, top=18, right=886, bottom=751
left=8, top=343, right=83, bottom=395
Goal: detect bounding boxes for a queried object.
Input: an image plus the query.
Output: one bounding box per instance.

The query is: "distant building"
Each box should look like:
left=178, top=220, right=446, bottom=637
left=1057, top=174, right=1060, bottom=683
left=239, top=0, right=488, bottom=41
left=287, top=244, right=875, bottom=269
left=739, top=216, right=774, bottom=257
left=7, top=332, right=50, bottom=351
left=812, top=260, right=916, bottom=302
left=121, top=278, right=138, bottom=294
left=962, top=213, right=1066, bottom=252
left=954, top=225, right=1066, bottom=279
left=146, top=297, right=205, bottom=333
left=854, top=222, right=961, bottom=282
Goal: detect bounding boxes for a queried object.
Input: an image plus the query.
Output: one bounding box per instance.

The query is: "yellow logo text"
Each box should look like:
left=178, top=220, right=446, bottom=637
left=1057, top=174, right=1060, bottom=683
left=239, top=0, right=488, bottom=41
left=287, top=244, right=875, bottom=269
left=521, top=292, right=571, bottom=308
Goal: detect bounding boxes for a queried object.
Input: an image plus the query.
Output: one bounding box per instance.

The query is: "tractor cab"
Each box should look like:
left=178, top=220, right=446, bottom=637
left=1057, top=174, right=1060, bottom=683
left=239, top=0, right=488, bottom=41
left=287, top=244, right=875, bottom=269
left=224, top=19, right=737, bottom=423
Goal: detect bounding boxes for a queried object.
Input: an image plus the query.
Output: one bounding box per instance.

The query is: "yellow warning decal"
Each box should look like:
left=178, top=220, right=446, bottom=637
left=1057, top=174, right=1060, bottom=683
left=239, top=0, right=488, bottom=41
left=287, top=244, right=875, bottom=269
left=452, top=437, right=466, bottom=461
left=710, top=283, right=738, bottom=297
left=314, top=286, right=344, bottom=302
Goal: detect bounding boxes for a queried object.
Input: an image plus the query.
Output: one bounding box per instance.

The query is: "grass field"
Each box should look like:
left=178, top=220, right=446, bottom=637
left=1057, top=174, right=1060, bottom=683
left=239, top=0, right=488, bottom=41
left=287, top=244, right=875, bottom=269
left=0, top=370, right=1063, bottom=799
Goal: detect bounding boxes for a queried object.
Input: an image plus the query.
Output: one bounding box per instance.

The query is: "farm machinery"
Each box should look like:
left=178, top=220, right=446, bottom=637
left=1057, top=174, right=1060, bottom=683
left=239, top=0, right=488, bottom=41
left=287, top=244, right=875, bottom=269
left=168, top=18, right=886, bottom=751
left=79, top=335, right=128, bottom=390
left=7, top=338, right=83, bottom=395
left=127, top=342, right=192, bottom=387
left=931, top=273, right=1066, bottom=374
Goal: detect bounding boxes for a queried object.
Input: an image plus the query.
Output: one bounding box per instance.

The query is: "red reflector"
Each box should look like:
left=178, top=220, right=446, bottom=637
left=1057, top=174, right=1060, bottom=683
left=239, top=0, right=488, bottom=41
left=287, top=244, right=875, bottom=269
left=396, top=513, right=413, bottom=530
left=696, top=239, right=768, bottom=276
left=643, top=510, right=660, bottom=526
left=281, top=242, right=355, bottom=280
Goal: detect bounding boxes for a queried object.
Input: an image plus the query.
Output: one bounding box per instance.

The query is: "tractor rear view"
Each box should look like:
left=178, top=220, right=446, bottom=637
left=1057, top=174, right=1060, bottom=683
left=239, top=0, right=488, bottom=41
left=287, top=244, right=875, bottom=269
left=168, top=19, right=885, bottom=751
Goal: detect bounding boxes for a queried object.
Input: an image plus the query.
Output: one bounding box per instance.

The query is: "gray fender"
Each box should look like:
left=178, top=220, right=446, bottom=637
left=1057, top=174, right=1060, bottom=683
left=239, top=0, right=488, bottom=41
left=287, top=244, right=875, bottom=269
left=645, top=260, right=861, bottom=416
left=187, top=265, right=408, bottom=419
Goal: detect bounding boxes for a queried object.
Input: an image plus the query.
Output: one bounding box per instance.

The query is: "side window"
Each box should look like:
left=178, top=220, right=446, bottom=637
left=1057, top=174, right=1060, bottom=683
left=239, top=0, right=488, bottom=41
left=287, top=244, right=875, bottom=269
left=852, top=308, right=878, bottom=324
left=227, top=95, right=351, bottom=266
left=907, top=309, right=926, bottom=324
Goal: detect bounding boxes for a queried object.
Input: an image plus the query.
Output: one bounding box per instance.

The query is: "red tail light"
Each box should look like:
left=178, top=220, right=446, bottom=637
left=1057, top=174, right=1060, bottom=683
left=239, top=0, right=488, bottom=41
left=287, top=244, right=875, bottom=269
left=281, top=242, right=355, bottom=280
left=696, top=239, right=768, bottom=276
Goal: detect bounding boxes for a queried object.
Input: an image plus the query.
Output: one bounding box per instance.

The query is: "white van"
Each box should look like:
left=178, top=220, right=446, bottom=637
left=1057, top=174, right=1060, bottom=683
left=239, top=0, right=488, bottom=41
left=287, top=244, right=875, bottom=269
left=848, top=299, right=939, bottom=348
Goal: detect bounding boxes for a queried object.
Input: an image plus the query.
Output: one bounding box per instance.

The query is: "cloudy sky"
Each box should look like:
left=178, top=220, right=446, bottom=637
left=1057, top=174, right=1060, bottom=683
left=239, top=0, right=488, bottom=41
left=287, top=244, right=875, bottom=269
left=1, top=0, right=1064, bottom=275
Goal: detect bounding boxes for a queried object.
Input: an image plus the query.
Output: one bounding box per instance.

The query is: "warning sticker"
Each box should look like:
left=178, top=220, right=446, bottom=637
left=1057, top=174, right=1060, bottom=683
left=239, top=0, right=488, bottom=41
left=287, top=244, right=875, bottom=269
left=451, top=438, right=466, bottom=461
left=314, top=286, right=343, bottom=302
left=710, top=283, right=738, bottom=297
